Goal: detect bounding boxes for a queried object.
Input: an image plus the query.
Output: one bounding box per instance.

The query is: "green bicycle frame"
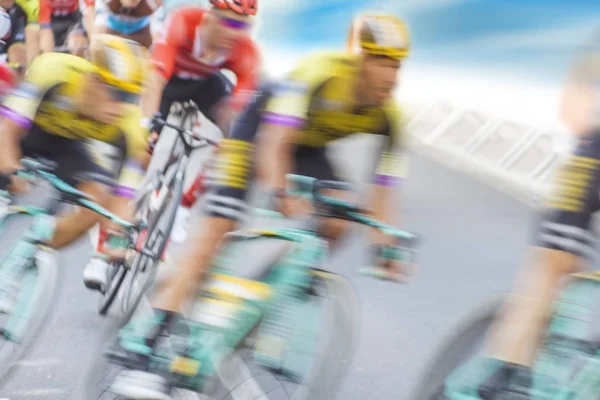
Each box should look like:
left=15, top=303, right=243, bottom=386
left=119, top=174, right=416, bottom=393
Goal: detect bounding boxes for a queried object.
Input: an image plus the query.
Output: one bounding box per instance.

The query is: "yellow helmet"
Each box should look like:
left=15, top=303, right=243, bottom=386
left=89, top=34, right=149, bottom=95
left=347, top=13, right=410, bottom=60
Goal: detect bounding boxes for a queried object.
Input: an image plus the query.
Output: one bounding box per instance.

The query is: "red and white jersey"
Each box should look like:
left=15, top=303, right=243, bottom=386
left=40, top=0, right=88, bottom=23
left=151, top=7, right=261, bottom=110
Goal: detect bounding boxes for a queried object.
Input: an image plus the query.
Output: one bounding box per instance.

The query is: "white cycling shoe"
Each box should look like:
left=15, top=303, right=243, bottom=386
left=83, top=257, right=109, bottom=291
left=110, top=370, right=172, bottom=400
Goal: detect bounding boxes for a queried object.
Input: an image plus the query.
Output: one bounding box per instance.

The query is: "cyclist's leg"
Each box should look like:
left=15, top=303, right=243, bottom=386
left=191, top=71, right=233, bottom=135
left=20, top=126, right=113, bottom=249
left=39, top=17, right=60, bottom=53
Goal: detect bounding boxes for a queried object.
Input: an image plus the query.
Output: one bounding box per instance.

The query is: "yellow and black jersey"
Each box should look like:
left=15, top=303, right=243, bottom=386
left=0, top=52, right=148, bottom=160
left=261, top=51, right=406, bottom=186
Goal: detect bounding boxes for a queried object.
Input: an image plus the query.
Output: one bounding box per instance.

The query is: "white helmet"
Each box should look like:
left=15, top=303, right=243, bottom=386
left=0, top=7, right=11, bottom=41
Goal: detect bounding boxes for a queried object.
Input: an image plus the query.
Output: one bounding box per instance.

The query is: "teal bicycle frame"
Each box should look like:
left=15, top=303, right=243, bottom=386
left=115, top=174, right=418, bottom=394
left=0, top=158, right=137, bottom=343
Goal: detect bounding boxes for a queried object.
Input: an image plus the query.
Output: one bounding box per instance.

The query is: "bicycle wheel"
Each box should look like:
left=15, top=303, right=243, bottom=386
left=0, top=212, right=61, bottom=384
left=118, top=112, right=193, bottom=319
left=97, top=260, right=128, bottom=316
left=411, top=297, right=502, bottom=400
left=204, top=270, right=359, bottom=400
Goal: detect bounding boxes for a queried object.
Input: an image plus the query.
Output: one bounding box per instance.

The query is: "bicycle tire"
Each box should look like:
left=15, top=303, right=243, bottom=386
left=0, top=214, right=62, bottom=384
left=97, top=260, right=128, bottom=316
left=410, top=297, right=502, bottom=400
left=118, top=108, right=195, bottom=320
left=96, top=182, right=155, bottom=317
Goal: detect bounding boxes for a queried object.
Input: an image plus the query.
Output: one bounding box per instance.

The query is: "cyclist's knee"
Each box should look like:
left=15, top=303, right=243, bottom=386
left=67, top=32, right=87, bottom=56
left=7, top=43, right=26, bottom=67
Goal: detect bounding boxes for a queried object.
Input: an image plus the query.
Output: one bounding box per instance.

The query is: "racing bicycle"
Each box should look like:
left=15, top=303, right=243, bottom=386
left=0, top=158, right=138, bottom=384
left=412, top=270, right=600, bottom=399
left=79, top=174, right=419, bottom=400
left=97, top=103, right=218, bottom=318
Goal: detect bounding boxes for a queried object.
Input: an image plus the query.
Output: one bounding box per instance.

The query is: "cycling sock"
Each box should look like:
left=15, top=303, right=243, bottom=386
left=97, top=227, right=108, bottom=254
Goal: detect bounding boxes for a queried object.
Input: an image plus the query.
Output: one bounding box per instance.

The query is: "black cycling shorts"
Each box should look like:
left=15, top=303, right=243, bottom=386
left=19, top=124, right=125, bottom=187
left=536, top=130, right=600, bottom=259
left=152, top=73, right=234, bottom=135
left=49, top=10, right=86, bottom=47
left=203, top=87, right=340, bottom=221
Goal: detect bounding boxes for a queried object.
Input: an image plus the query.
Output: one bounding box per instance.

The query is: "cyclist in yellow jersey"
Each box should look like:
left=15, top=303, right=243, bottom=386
left=1, top=0, right=39, bottom=69
left=0, top=34, right=149, bottom=291
left=109, top=13, right=410, bottom=390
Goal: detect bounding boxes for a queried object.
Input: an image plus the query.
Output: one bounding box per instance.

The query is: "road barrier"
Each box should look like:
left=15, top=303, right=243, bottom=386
left=403, top=100, right=571, bottom=205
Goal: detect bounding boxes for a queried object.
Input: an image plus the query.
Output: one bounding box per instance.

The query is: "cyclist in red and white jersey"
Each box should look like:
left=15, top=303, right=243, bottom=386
left=39, top=0, right=92, bottom=55
left=84, top=0, right=261, bottom=290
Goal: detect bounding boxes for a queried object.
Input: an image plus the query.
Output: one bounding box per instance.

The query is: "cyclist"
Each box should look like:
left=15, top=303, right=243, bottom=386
left=93, top=0, right=162, bottom=49
left=0, top=0, right=39, bottom=72
left=446, top=31, right=600, bottom=397
left=39, top=0, right=92, bottom=56
left=106, top=12, right=409, bottom=394
left=0, top=34, right=149, bottom=298
left=83, top=0, right=260, bottom=286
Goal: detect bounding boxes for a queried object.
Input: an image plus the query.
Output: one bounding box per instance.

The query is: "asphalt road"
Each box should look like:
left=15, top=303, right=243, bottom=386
left=0, top=121, right=536, bottom=399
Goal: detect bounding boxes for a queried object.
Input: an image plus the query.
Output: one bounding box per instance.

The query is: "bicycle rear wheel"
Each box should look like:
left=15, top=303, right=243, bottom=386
left=0, top=212, right=61, bottom=384
left=118, top=111, right=193, bottom=320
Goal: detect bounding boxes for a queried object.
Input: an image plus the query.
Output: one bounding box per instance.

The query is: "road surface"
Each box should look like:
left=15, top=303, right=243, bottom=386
left=0, top=123, right=534, bottom=399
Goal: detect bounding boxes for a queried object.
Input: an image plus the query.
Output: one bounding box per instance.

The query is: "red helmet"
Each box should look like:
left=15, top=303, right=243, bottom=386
left=0, top=62, right=16, bottom=96
left=210, top=0, right=257, bottom=16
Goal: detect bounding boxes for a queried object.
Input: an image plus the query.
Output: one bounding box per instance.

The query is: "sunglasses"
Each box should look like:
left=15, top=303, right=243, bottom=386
left=218, top=16, right=252, bottom=30
left=103, top=83, right=140, bottom=104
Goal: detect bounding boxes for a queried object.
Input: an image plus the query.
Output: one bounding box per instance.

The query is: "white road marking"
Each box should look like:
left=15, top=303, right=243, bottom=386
left=15, top=358, right=61, bottom=367
left=8, top=388, right=66, bottom=396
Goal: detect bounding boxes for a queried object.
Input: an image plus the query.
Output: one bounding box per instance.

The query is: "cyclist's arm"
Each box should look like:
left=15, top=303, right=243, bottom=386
left=368, top=106, right=407, bottom=244
left=38, top=0, right=54, bottom=53
left=0, top=58, right=51, bottom=171
left=142, top=10, right=182, bottom=120
left=224, top=37, right=261, bottom=112
left=82, top=0, right=96, bottom=40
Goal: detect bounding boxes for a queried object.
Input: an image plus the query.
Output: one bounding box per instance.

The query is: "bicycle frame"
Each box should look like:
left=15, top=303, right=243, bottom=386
left=117, top=175, right=417, bottom=393
left=0, top=159, right=137, bottom=341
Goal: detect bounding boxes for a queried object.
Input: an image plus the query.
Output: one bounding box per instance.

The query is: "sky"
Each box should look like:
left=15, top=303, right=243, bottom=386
left=252, top=0, right=599, bottom=129
left=256, top=0, right=599, bottom=84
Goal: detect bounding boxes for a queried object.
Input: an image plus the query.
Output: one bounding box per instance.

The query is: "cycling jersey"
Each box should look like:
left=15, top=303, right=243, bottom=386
left=39, top=0, right=90, bottom=25
left=0, top=52, right=147, bottom=194
left=204, top=51, right=406, bottom=220
left=0, top=2, right=27, bottom=56
left=95, top=0, right=160, bottom=35
left=151, top=7, right=260, bottom=111
left=538, top=131, right=600, bottom=259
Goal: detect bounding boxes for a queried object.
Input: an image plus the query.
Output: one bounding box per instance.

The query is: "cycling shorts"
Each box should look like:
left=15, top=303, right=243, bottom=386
left=46, top=10, right=86, bottom=47
left=203, top=88, right=341, bottom=221
left=151, top=72, right=233, bottom=135
left=537, top=130, right=600, bottom=259
left=18, top=124, right=129, bottom=189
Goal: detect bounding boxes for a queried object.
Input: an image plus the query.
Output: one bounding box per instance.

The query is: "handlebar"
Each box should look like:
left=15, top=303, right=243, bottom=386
left=151, top=114, right=220, bottom=150
left=14, top=158, right=137, bottom=230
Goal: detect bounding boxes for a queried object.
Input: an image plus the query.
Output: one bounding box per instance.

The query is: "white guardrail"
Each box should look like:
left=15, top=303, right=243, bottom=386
left=401, top=100, right=570, bottom=206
